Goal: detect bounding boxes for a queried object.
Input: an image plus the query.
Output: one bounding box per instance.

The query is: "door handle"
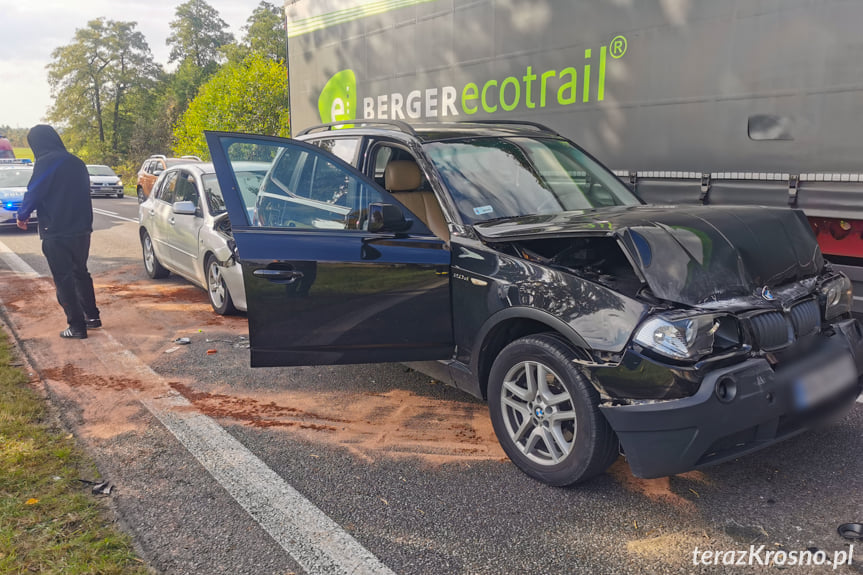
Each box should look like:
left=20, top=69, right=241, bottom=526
left=253, top=268, right=304, bottom=284
left=169, top=217, right=175, bottom=225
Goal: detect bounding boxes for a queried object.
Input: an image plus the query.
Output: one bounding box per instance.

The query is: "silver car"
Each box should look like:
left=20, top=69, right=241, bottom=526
left=86, top=164, right=124, bottom=198
left=137, top=162, right=267, bottom=314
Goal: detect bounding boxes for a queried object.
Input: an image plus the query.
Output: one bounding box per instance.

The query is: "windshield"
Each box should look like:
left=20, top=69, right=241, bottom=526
left=202, top=169, right=267, bottom=215
left=0, top=167, right=33, bottom=187
left=423, top=137, right=640, bottom=224
left=87, top=165, right=116, bottom=176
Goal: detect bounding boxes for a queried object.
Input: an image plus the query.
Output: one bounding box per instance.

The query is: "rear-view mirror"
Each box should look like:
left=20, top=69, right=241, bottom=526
left=172, top=200, right=197, bottom=215
left=368, top=203, right=412, bottom=233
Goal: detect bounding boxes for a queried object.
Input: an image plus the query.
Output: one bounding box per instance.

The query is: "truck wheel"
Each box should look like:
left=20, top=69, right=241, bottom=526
left=488, top=333, right=618, bottom=486
left=141, top=230, right=169, bottom=279
left=205, top=254, right=236, bottom=315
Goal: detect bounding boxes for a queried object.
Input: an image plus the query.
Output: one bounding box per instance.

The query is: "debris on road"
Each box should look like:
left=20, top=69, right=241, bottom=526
left=838, top=523, right=863, bottom=540
left=174, top=337, right=191, bottom=345
left=92, top=481, right=113, bottom=495
left=206, top=349, right=217, bottom=355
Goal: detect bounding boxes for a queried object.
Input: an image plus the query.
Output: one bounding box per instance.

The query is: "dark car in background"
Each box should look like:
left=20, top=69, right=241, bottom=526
left=86, top=164, right=124, bottom=198
left=202, top=121, right=863, bottom=486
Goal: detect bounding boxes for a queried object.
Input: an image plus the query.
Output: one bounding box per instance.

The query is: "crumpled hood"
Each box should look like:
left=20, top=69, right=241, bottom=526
left=474, top=205, right=824, bottom=306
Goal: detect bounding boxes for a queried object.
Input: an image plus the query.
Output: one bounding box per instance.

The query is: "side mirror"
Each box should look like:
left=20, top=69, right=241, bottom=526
left=153, top=169, right=164, bottom=176
left=368, top=203, right=412, bottom=233
left=172, top=200, right=197, bottom=215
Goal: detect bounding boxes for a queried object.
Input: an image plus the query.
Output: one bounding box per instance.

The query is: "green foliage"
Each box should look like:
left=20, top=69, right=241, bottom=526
left=46, top=18, right=159, bottom=164
left=245, top=1, right=287, bottom=63
left=173, top=53, right=290, bottom=159
left=0, top=128, right=30, bottom=148
left=167, top=0, right=233, bottom=69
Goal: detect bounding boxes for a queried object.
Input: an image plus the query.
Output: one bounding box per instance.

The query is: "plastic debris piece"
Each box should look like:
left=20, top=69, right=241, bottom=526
left=206, top=349, right=217, bottom=355
left=838, top=523, right=863, bottom=540
left=25, top=498, right=38, bottom=505
left=165, top=346, right=180, bottom=354
left=174, top=337, right=191, bottom=345
left=92, top=482, right=113, bottom=495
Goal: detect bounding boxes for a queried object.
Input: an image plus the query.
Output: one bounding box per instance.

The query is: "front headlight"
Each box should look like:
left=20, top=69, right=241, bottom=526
left=821, top=273, right=853, bottom=320
left=116, top=179, right=123, bottom=186
left=633, top=314, right=739, bottom=361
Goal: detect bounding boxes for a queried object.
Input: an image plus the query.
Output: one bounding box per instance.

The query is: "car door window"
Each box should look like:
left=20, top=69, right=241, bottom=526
left=156, top=172, right=178, bottom=204
left=311, top=138, right=359, bottom=165
left=215, top=138, right=416, bottom=231
left=173, top=170, right=200, bottom=208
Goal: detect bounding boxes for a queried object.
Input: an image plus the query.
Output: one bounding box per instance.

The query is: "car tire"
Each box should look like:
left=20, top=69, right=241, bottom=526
left=141, top=230, right=169, bottom=279
left=205, top=254, right=236, bottom=315
left=488, top=333, right=618, bottom=486
left=116, top=191, right=124, bottom=198
left=137, top=186, right=145, bottom=203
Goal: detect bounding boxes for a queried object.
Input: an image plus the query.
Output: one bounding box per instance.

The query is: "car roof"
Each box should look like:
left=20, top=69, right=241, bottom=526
left=296, top=121, right=563, bottom=144
left=163, top=161, right=271, bottom=176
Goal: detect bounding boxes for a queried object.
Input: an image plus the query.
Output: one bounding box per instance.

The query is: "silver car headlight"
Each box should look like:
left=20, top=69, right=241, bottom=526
left=821, top=273, right=853, bottom=320
left=633, top=314, right=740, bottom=361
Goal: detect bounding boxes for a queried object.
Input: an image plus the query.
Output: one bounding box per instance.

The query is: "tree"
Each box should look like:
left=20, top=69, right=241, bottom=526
left=46, top=19, right=159, bottom=162
left=167, top=0, right=233, bottom=70
left=173, top=53, right=290, bottom=159
left=244, top=1, right=286, bottom=63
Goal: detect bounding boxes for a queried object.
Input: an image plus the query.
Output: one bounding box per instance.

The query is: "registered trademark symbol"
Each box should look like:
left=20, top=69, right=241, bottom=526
left=610, top=35, right=627, bottom=59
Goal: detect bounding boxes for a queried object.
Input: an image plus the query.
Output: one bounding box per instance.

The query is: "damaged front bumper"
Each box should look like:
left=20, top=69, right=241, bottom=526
left=598, top=319, right=863, bottom=479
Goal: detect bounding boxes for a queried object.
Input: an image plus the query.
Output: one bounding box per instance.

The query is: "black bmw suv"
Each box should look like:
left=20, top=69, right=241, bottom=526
left=203, top=121, right=863, bottom=486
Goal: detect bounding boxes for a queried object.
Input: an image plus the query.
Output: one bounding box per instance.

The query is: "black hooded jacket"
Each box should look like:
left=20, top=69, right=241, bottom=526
left=18, top=125, right=93, bottom=238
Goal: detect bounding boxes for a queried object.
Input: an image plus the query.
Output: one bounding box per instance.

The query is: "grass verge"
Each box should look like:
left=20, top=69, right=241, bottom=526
left=0, top=330, right=148, bottom=574
left=11, top=148, right=33, bottom=162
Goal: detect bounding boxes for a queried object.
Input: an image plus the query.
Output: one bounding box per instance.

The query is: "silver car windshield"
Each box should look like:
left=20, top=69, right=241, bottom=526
left=423, top=137, right=640, bottom=224
left=87, top=165, right=116, bottom=176
left=0, top=168, right=33, bottom=187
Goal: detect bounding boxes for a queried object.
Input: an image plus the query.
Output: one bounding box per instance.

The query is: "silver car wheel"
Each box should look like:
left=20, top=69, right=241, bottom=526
left=208, top=260, right=226, bottom=308
left=143, top=234, right=156, bottom=274
left=500, top=360, right=577, bottom=466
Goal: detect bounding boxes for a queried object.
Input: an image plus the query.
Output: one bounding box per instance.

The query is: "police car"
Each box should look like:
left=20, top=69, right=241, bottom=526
left=0, top=159, right=35, bottom=228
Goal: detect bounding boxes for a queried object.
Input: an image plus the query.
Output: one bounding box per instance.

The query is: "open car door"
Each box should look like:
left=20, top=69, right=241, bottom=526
left=205, top=132, right=452, bottom=367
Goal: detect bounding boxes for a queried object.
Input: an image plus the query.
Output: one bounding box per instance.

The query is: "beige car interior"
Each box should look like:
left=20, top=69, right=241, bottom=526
left=383, top=159, right=450, bottom=242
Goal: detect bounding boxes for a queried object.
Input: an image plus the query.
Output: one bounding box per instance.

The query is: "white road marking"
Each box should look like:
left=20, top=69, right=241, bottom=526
left=93, top=207, right=137, bottom=223
left=0, top=239, right=42, bottom=277
left=0, top=243, right=396, bottom=575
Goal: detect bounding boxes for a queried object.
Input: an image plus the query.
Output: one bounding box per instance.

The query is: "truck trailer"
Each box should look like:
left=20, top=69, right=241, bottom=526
left=285, top=0, right=863, bottom=312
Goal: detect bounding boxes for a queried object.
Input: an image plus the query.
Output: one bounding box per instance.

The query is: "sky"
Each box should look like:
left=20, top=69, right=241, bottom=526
left=0, top=0, right=270, bottom=128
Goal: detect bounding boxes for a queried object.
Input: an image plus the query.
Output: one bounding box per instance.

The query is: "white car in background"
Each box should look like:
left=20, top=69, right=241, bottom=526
left=137, top=161, right=267, bottom=314
left=86, top=164, right=124, bottom=198
left=0, top=159, right=35, bottom=228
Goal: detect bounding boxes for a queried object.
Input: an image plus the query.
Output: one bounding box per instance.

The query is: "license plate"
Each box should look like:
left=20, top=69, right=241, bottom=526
left=793, top=353, right=858, bottom=410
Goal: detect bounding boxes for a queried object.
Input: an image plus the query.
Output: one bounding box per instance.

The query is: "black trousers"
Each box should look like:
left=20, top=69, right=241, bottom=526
left=42, top=233, right=99, bottom=331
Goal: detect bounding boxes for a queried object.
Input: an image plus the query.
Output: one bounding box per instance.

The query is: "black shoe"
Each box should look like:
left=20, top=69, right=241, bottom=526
left=85, top=318, right=102, bottom=328
left=60, top=327, right=87, bottom=339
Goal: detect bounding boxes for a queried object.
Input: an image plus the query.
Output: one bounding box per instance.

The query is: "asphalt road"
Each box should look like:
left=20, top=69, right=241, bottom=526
left=0, top=197, right=861, bottom=574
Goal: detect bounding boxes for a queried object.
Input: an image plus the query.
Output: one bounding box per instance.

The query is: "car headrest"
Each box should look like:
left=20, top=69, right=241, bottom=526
left=384, top=160, right=422, bottom=192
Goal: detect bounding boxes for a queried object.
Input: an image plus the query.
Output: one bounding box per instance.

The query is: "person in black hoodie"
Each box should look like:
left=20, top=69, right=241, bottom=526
left=16, top=125, right=101, bottom=339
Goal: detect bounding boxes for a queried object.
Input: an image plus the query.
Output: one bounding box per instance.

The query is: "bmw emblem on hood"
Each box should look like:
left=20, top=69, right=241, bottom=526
left=761, top=286, right=775, bottom=301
